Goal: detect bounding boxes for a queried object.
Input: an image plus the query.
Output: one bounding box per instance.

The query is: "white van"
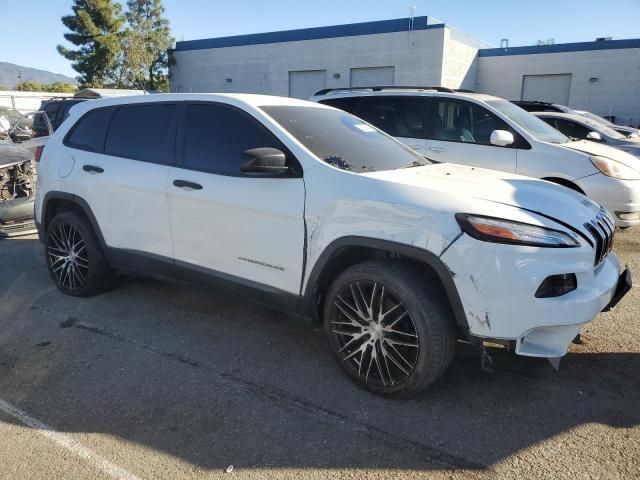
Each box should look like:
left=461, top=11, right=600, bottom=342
left=311, top=87, right=640, bottom=227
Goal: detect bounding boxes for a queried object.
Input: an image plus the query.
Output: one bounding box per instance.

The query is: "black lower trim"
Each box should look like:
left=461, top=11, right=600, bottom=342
left=41, top=191, right=109, bottom=251
left=602, top=268, right=632, bottom=312
left=300, top=236, right=469, bottom=332
left=108, top=248, right=301, bottom=314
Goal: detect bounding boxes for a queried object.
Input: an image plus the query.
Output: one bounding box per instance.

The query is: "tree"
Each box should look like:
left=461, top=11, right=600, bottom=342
left=11, top=80, right=78, bottom=92
left=57, top=0, right=125, bottom=87
left=124, top=0, right=173, bottom=91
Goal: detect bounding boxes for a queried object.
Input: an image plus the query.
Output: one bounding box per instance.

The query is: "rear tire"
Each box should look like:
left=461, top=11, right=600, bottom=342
left=45, top=210, right=116, bottom=297
left=323, top=260, right=455, bottom=398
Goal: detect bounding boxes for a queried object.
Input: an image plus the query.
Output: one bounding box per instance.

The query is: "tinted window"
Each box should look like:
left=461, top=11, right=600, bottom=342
left=431, top=99, right=511, bottom=145
left=182, top=103, right=287, bottom=175
left=66, top=108, right=113, bottom=151
left=44, top=103, right=60, bottom=123
left=105, top=104, right=176, bottom=164
left=548, top=119, right=591, bottom=139
left=357, top=97, right=429, bottom=139
left=33, top=103, right=58, bottom=135
left=319, top=97, right=361, bottom=113
left=261, top=105, right=429, bottom=173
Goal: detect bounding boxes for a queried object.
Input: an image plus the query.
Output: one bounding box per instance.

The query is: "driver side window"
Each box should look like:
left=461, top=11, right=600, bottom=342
left=430, top=99, right=512, bottom=146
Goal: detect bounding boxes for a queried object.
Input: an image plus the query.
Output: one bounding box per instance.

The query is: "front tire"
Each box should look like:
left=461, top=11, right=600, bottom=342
left=323, top=260, right=455, bottom=398
left=45, top=210, right=115, bottom=297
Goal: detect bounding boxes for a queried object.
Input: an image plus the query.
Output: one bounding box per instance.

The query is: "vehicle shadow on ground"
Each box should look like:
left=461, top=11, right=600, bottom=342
left=0, top=237, right=639, bottom=472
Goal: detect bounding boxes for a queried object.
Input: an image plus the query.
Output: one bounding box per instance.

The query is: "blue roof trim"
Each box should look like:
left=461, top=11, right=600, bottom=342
left=175, top=16, right=445, bottom=51
left=479, top=38, right=640, bottom=57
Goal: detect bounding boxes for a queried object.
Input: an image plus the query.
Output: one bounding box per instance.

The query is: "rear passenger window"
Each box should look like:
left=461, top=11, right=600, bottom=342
left=182, top=103, right=286, bottom=175
left=105, top=104, right=176, bottom=164
left=66, top=108, right=113, bottom=151
left=357, top=97, right=429, bottom=139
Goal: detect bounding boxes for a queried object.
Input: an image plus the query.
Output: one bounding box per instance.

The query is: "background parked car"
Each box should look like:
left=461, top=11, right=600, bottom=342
left=32, top=98, right=87, bottom=135
left=512, top=100, right=573, bottom=114
left=1, top=111, right=53, bottom=154
left=573, top=110, right=639, bottom=138
left=311, top=87, right=640, bottom=227
left=532, top=111, right=640, bottom=158
left=0, top=142, right=38, bottom=237
left=512, top=100, right=638, bottom=137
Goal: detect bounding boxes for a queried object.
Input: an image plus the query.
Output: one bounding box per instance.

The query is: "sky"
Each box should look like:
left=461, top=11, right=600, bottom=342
left=0, top=0, right=638, bottom=80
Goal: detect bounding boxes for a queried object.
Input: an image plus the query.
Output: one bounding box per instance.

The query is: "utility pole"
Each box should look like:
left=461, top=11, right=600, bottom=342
left=17, top=71, right=22, bottom=91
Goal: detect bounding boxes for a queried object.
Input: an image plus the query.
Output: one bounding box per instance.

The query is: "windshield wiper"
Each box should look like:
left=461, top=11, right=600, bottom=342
left=398, top=160, right=427, bottom=169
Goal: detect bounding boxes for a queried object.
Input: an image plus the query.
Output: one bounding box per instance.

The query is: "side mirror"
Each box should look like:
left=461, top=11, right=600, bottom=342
left=586, top=131, right=602, bottom=142
left=240, top=147, right=289, bottom=175
left=490, top=130, right=515, bottom=147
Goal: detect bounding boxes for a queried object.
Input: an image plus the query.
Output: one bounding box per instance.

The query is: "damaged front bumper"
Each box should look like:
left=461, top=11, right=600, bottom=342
left=440, top=233, right=630, bottom=359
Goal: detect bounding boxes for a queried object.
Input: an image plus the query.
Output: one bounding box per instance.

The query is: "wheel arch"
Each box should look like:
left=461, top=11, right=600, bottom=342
left=301, top=236, right=469, bottom=335
left=40, top=191, right=108, bottom=253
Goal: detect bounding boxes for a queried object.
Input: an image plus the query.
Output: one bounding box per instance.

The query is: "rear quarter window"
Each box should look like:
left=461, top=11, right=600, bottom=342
left=65, top=108, right=113, bottom=152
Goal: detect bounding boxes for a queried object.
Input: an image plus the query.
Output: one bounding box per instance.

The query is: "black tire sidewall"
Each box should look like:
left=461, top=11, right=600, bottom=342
left=45, top=210, right=112, bottom=297
left=323, top=260, right=454, bottom=398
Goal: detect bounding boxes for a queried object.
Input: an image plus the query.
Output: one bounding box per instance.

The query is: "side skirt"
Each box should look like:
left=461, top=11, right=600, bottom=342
left=107, top=248, right=303, bottom=316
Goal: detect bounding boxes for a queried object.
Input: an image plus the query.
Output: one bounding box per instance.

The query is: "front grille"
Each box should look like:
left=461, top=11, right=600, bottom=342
left=584, top=208, right=615, bottom=266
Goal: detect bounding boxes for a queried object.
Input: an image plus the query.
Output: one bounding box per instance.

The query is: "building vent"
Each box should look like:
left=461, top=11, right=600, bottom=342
left=596, top=37, right=613, bottom=42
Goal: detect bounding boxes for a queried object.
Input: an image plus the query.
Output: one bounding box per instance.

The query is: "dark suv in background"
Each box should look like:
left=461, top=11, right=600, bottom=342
left=33, top=98, right=87, bottom=136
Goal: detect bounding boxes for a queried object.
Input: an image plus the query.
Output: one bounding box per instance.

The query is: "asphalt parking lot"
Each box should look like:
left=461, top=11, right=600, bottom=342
left=0, top=232, right=638, bottom=480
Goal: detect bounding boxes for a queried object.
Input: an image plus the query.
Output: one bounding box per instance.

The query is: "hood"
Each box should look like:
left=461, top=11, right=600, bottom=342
left=364, top=163, right=601, bottom=232
left=562, top=140, right=640, bottom=169
left=0, top=143, right=33, bottom=168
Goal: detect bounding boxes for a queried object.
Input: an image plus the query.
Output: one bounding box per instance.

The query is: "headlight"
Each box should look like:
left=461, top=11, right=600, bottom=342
left=590, top=155, right=640, bottom=180
left=455, top=214, right=580, bottom=248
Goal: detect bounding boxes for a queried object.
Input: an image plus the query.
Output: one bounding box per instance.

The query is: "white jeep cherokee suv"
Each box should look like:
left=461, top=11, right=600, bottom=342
left=311, top=87, right=640, bottom=228
left=35, top=94, right=631, bottom=398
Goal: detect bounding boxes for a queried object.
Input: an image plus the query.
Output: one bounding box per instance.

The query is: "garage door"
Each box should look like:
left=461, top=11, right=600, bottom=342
left=350, top=67, right=395, bottom=88
left=521, top=74, right=572, bottom=105
left=289, top=70, right=326, bottom=99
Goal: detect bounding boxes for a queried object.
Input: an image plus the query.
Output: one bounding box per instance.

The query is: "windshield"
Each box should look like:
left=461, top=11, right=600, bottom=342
left=486, top=99, right=569, bottom=144
left=578, top=111, right=616, bottom=128
left=261, top=105, right=430, bottom=173
left=576, top=116, right=626, bottom=140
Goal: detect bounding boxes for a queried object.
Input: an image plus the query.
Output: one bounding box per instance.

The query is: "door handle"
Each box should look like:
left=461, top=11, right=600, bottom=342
left=82, top=164, right=104, bottom=173
left=173, top=179, right=203, bottom=190
left=427, top=147, right=445, bottom=153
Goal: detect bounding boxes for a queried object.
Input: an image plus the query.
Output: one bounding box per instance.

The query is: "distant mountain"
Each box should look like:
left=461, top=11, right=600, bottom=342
left=0, top=62, right=77, bottom=88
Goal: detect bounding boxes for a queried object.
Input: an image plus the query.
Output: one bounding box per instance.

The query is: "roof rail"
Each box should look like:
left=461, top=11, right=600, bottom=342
left=313, top=85, right=457, bottom=96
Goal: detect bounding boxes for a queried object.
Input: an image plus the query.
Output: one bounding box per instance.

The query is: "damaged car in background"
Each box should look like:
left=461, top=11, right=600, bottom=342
left=0, top=143, right=38, bottom=237
left=0, top=110, right=51, bottom=237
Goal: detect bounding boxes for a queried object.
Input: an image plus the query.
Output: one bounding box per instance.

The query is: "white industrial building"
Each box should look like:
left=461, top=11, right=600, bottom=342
left=169, top=16, right=640, bottom=125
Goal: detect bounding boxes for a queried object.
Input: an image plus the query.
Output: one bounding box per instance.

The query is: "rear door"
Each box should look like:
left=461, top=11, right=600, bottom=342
left=66, top=103, right=177, bottom=259
left=167, top=102, right=305, bottom=294
left=425, top=98, right=517, bottom=172
left=356, top=96, right=430, bottom=154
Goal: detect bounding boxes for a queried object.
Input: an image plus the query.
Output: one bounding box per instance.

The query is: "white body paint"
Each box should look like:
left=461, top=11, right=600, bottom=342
left=37, top=93, right=623, bottom=359
left=311, top=90, right=640, bottom=227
